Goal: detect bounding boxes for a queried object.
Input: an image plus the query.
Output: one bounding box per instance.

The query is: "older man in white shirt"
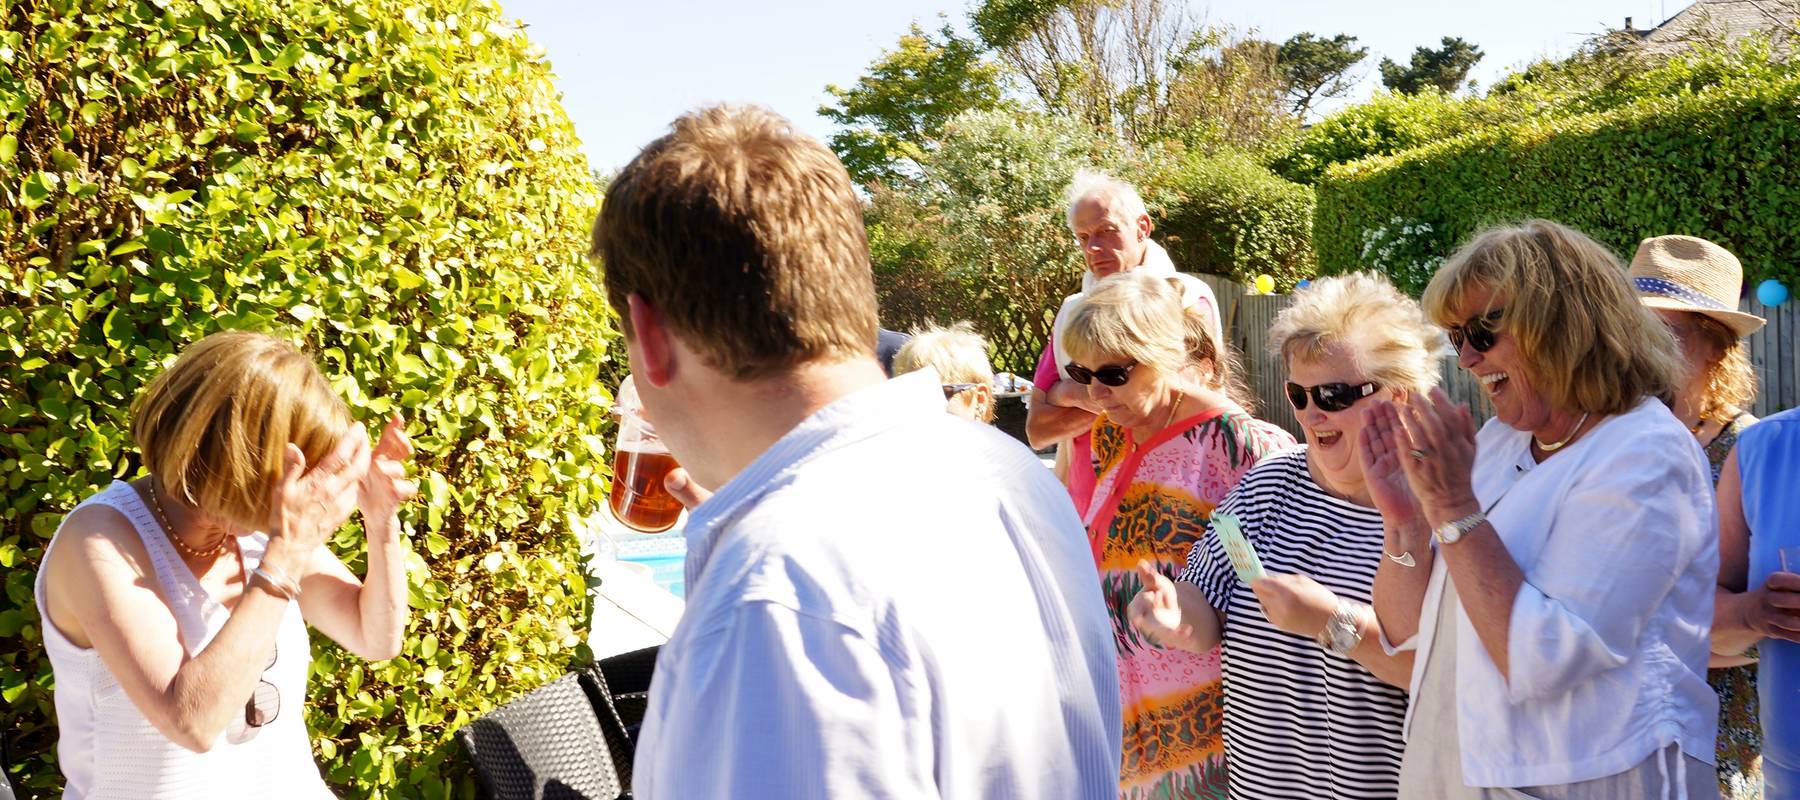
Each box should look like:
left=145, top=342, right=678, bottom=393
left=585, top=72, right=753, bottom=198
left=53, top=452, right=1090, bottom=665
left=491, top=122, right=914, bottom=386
left=590, top=104, right=1121, bottom=799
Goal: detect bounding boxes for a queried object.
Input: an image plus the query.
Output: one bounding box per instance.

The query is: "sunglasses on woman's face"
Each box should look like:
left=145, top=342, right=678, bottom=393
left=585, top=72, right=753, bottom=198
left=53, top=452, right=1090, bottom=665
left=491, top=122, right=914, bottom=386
left=1446, top=309, right=1505, bottom=354
left=1285, top=381, right=1380, bottom=412
left=1065, top=360, right=1139, bottom=387
left=942, top=383, right=980, bottom=399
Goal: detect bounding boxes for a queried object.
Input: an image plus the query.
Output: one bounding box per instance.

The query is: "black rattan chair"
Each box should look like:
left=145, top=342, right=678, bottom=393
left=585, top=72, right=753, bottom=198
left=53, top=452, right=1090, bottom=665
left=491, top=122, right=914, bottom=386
left=577, top=646, right=658, bottom=788
left=457, top=672, right=627, bottom=800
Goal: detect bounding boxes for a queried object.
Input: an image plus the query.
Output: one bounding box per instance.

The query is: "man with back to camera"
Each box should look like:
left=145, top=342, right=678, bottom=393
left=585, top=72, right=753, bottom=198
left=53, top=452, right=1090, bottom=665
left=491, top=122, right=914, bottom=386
left=590, top=104, right=1122, bottom=798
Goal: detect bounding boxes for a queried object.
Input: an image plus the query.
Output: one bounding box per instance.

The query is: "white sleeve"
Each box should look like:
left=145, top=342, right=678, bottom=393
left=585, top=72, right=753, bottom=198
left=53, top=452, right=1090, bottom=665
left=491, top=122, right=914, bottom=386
left=1501, top=437, right=1714, bottom=703
left=641, top=601, right=931, bottom=800
left=1379, top=627, right=1419, bottom=655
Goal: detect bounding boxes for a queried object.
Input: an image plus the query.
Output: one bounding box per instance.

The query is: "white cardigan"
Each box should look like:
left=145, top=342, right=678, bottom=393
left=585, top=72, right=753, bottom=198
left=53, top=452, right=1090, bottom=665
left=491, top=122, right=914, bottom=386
left=1389, top=397, right=1720, bottom=788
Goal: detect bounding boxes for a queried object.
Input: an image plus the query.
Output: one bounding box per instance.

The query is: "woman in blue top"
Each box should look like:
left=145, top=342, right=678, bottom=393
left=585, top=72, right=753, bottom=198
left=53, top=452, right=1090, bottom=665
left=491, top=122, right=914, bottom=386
left=1713, top=407, right=1800, bottom=799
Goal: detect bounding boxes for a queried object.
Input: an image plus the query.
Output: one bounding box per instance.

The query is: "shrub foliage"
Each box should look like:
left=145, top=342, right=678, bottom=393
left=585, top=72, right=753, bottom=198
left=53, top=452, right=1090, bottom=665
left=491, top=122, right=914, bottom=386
left=0, top=0, right=616, bottom=796
left=1313, top=69, right=1800, bottom=294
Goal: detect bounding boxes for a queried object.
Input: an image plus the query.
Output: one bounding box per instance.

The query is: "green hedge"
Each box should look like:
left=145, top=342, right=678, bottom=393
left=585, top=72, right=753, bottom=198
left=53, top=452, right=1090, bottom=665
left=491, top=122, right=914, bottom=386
left=0, top=0, right=616, bottom=796
left=1267, top=90, right=1472, bottom=185
left=1146, top=150, right=1315, bottom=290
left=1314, top=73, right=1800, bottom=295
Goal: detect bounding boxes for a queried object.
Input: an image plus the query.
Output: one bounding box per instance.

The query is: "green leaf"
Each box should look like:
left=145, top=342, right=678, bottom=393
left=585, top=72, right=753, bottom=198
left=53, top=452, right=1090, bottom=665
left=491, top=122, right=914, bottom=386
left=0, top=133, right=16, bottom=162
left=273, top=42, right=305, bottom=70
left=392, top=266, right=425, bottom=290
left=233, top=121, right=267, bottom=141
left=109, top=240, right=147, bottom=256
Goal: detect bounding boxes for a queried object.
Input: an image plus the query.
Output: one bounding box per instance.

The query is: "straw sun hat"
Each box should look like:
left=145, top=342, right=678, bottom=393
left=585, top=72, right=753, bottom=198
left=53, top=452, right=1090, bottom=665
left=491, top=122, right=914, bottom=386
left=1626, top=235, right=1766, bottom=337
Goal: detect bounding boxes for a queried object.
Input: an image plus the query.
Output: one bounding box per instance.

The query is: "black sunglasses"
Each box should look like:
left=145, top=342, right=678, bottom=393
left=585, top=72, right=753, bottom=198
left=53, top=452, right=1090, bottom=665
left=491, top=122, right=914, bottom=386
left=1285, top=381, right=1380, bottom=412
left=942, top=383, right=980, bottom=399
left=1446, top=309, right=1505, bottom=354
left=1065, top=360, right=1138, bottom=387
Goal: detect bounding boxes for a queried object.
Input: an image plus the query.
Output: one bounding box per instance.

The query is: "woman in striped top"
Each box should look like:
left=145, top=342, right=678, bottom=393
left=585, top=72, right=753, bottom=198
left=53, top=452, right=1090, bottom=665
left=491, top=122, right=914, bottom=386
left=1130, top=273, right=1444, bottom=799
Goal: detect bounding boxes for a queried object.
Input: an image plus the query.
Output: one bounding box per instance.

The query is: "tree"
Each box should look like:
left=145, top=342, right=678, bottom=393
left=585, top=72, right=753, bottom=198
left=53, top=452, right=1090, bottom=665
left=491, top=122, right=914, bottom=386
left=1162, top=31, right=1295, bottom=152
left=1379, top=36, right=1485, bottom=94
left=969, top=0, right=1295, bottom=151
left=971, top=0, right=1200, bottom=146
left=1278, top=33, right=1368, bottom=118
left=820, top=20, right=1008, bottom=186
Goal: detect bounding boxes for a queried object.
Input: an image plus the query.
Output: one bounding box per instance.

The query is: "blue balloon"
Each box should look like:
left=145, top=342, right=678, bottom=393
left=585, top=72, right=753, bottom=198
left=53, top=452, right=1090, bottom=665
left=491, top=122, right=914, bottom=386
left=1757, top=278, right=1790, bottom=307
left=1296, top=279, right=1312, bottom=289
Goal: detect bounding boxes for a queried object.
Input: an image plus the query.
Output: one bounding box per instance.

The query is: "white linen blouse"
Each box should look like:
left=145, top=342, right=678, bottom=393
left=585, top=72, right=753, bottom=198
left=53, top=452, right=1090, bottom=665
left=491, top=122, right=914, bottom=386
left=1387, top=397, right=1720, bottom=788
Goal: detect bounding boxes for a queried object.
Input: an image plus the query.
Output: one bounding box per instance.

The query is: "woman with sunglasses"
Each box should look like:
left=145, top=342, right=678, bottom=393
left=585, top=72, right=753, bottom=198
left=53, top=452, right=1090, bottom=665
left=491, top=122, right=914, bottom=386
left=1367, top=220, right=1718, bottom=798
left=34, top=331, right=416, bottom=797
left=1060, top=273, right=1293, bottom=799
left=892, top=321, right=997, bottom=423
left=1129, top=273, right=1439, bottom=800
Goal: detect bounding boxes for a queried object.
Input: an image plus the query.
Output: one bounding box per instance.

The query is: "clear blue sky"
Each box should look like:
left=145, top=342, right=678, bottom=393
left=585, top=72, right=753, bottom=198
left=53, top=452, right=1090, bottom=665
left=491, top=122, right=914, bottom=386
left=504, top=0, right=1679, bottom=174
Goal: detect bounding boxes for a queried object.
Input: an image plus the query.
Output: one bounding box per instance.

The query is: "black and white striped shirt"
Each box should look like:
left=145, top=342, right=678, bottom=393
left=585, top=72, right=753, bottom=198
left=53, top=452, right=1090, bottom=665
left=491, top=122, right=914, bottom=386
left=1180, top=448, right=1407, bottom=800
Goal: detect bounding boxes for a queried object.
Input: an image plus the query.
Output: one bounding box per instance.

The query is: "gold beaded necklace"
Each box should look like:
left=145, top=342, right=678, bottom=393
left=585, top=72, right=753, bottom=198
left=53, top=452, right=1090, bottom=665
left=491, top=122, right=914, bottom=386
left=147, top=480, right=231, bottom=559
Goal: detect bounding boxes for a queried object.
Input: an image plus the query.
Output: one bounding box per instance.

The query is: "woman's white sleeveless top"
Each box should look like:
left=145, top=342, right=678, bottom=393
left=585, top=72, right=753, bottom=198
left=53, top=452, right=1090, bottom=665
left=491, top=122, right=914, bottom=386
left=35, top=481, right=332, bottom=798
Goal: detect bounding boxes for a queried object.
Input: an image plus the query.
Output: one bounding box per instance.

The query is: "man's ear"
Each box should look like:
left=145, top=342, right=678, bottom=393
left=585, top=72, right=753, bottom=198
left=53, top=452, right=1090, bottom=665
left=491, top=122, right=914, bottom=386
left=1135, top=213, right=1153, bottom=242
left=626, top=294, right=677, bottom=388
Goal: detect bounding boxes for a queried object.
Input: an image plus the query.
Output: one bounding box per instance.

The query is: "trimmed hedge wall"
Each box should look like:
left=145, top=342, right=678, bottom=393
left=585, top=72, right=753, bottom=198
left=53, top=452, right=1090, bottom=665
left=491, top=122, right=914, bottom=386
left=1314, top=74, right=1800, bottom=295
left=1, top=0, right=617, bottom=796
left=1148, top=150, right=1316, bottom=291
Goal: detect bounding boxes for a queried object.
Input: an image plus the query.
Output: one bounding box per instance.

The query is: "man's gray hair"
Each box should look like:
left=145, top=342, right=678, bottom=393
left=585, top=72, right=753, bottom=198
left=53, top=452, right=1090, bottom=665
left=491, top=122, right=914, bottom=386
left=1063, top=169, right=1148, bottom=233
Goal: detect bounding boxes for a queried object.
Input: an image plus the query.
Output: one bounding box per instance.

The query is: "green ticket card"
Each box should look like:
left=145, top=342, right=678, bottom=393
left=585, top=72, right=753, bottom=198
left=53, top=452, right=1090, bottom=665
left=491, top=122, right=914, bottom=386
left=1211, top=512, right=1265, bottom=584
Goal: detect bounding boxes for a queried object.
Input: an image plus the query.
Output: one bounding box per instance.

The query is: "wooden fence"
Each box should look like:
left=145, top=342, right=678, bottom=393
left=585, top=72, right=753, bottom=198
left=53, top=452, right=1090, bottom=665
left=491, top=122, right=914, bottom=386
left=1194, top=274, right=1800, bottom=439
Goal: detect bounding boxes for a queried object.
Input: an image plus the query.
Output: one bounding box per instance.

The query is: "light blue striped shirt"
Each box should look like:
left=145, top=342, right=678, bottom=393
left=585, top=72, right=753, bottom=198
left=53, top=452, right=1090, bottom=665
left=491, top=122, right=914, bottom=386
left=632, top=368, right=1122, bottom=799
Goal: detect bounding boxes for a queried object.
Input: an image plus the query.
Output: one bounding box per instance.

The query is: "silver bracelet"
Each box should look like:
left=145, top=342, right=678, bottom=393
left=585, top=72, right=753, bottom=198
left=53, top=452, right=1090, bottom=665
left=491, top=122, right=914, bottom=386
left=259, top=559, right=300, bottom=591
left=1385, top=550, right=1417, bottom=567
left=252, top=566, right=301, bottom=600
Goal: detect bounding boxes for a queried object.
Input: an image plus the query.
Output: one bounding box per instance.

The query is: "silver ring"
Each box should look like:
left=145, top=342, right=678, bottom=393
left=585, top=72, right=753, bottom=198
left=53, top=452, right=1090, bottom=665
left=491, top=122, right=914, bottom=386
left=1408, top=448, right=1430, bottom=461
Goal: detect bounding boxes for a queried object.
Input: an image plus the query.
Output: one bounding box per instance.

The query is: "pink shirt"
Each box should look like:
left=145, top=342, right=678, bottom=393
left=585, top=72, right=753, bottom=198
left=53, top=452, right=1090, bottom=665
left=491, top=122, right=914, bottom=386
left=1035, top=338, right=1097, bottom=516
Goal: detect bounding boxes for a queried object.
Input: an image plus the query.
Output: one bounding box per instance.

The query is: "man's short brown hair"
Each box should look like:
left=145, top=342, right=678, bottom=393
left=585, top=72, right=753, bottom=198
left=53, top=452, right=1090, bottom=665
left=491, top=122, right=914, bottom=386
left=591, top=104, right=879, bottom=380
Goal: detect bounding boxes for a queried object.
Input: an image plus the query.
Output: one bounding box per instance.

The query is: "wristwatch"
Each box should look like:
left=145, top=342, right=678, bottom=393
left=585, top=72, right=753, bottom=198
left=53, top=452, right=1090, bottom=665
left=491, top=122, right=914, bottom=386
left=1316, top=599, right=1365, bottom=656
left=1432, top=510, right=1486, bottom=545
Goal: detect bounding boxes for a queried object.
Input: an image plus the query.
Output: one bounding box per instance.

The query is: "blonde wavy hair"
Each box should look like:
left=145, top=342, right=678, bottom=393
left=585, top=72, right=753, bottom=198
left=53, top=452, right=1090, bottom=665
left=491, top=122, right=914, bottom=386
left=893, top=322, right=997, bottom=422
left=132, top=331, right=353, bottom=530
left=1268, top=272, right=1445, bottom=396
left=1422, top=219, right=1681, bottom=415
left=1685, top=314, right=1758, bottom=420
left=1061, top=273, right=1252, bottom=408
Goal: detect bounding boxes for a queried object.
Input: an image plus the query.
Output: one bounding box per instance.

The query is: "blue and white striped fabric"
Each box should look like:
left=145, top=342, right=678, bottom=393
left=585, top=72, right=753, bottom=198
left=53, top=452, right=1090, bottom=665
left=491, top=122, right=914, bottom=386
left=632, top=368, right=1122, bottom=799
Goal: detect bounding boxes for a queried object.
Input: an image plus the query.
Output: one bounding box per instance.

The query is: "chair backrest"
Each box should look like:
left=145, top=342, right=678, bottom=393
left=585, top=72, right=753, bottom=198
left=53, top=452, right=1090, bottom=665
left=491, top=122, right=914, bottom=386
left=576, top=645, right=660, bottom=790
left=456, top=672, right=625, bottom=800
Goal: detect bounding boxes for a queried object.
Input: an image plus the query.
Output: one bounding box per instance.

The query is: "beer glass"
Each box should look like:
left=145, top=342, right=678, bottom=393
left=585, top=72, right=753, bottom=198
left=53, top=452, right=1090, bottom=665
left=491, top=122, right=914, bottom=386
left=608, top=375, right=683, bottom=533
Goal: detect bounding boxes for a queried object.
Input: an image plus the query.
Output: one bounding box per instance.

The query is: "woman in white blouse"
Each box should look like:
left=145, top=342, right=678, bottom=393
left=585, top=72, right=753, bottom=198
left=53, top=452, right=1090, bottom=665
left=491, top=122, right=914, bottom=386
left=1369, top=220, right=1719, bottom=798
